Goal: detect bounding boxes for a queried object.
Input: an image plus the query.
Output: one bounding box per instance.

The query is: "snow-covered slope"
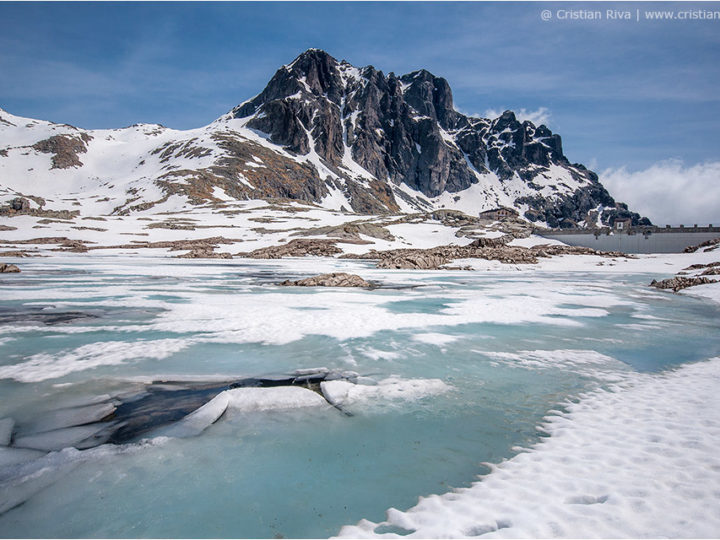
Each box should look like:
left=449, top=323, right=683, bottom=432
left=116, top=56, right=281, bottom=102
left=0, top=49, right=646, bottom=228
left=0, top=107, right=347, bottom=216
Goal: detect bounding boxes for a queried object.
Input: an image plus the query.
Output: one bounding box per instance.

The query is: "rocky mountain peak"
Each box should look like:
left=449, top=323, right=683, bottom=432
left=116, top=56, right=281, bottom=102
left=284, top=49, right=344, bottom=103
left=219, top=49, right=650, bottom=226
left=400, top=69, right=458, bottom=130
left=0, top=49, right=647, bottom=228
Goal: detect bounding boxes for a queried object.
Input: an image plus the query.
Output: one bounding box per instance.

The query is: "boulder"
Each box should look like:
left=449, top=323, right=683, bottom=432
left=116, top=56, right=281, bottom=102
left=279, top=272, right=372, bottom=288
left=650, top=276, right=717, bottom=292
left=377, top=253, right=451, bottom=270
left=177, top=248, right=232, bottom=259
left=0, top=263, right=20, bottom=273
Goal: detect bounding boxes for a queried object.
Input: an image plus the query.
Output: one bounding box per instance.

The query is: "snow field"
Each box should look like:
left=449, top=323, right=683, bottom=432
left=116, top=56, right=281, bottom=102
left=338, top=357, right=720, bottom=538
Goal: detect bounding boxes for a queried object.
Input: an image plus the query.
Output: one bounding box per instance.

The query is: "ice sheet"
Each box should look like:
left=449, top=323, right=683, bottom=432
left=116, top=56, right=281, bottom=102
left=0, top=339, right=193, bottom=382
left=0, top=447, right=46, bottom=468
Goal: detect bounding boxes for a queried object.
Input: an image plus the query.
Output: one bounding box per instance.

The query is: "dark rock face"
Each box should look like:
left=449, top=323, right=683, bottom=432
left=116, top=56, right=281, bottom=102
left=32, top=134, right=92, bottom=169
left=10, top=198, right=30, bottom=211
left=228, top=49, right=646, bottom=226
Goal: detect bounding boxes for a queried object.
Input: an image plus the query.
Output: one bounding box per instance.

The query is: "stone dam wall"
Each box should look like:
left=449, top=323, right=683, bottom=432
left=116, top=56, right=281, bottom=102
left=537, top=226, right=720, bottom=254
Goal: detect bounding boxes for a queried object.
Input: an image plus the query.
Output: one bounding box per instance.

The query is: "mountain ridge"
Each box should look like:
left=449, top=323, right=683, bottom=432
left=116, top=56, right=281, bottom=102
left=0, top=49, right=648, bottom=228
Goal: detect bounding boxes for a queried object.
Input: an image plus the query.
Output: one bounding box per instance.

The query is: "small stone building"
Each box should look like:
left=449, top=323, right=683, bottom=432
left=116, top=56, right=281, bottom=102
left=479, top=207, right=519, bottom=220
left=614, top=218, right=632, bottom=232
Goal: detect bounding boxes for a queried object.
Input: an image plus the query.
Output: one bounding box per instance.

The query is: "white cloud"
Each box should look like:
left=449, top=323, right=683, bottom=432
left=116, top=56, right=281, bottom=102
left=483, top=107, right=551, bottom=126
left=600, top=159, right=720, bottom=226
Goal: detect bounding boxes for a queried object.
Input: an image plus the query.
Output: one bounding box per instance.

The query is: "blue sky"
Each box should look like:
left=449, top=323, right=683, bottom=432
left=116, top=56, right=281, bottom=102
left=1, top=1, right=719, bottom=220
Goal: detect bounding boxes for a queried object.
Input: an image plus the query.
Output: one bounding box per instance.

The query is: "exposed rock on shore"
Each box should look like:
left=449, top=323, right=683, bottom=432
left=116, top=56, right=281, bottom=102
left=279, top=272, right=372, bottom=287
left=530, top=244, right=632, bottom=259
left=342, top=242, right=630, bottom=270
left=685, top=237, right=720, bottom=253
left=0, top=263, right=20, bottom=273
left=0, top=250, right=39, bottom=258
left=343, top=245, right=538, bottom=268
left=176, top=248, right=233, bottom=259
left=240, top=238, right=344, bottom=259
left=651, top=260, right=719, bottom=292
left=650, top=276, right=717, bottom=292
left=377, top=252, right=451, bottom=270
left=0, top=236, right=241, bottom=255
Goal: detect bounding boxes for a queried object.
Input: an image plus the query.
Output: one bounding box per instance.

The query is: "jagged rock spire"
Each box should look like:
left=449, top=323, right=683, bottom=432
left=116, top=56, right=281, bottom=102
left=225, top=49, right=644, bottom=226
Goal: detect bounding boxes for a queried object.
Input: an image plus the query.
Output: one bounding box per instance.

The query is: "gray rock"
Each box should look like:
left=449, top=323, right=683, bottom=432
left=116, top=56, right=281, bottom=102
left=0, top=263, right=20, bottom=273
left=377, top=253, right=451, bottom=270
left=650, top=276, right=717, bottom=292
left=684, top=237, right=720, bottom=253
left=241, top=238, right=343, bottom=259
left=279, top=272, right=372, bottom=287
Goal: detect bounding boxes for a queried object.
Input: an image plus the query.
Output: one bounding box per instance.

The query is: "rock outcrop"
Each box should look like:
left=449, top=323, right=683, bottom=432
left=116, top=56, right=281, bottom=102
left=650, top=276, right=717, bottom=292
left=279, top=272, right=372, bottom=287
left=176, top=248, right=233, bottom=259
left=32, top=133, right=92, bottom=169
left=684, top=237, right=720, bottom=253
left=0, top=263, right=20, bottom=273
left=376, top=252, right=452, bottom=270
left=240, top=238, right=344, bottom=259
left=651, top=260, right=720, bottom=292
left=342, top=242, right=630, bottom=269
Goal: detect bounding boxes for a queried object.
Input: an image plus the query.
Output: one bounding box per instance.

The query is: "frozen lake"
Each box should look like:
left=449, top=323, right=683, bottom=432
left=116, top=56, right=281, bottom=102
left=1, top=257, right=719, bottom=538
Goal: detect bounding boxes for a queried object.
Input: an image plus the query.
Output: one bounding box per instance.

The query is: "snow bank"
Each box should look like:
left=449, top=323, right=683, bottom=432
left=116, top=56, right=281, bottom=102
left=337, top=358, right=720, bottom=538
left=321, top=378, right=450, bottom=409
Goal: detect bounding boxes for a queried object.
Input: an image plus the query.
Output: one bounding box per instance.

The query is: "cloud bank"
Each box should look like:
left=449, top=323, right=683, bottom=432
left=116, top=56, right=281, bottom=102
left=600, top=160, right=720, bottom=226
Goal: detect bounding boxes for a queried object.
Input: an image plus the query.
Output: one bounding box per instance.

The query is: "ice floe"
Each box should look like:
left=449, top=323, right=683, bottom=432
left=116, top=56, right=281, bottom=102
left=411, top=333, right=460, bottom=346
left=0, top=338, right=193, bottom=382
left=160, top=386, right=328, bottom=438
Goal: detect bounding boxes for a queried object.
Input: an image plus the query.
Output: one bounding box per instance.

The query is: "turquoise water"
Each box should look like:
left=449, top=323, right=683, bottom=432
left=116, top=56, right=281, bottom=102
left=0, top=258, right=719, bottom=538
